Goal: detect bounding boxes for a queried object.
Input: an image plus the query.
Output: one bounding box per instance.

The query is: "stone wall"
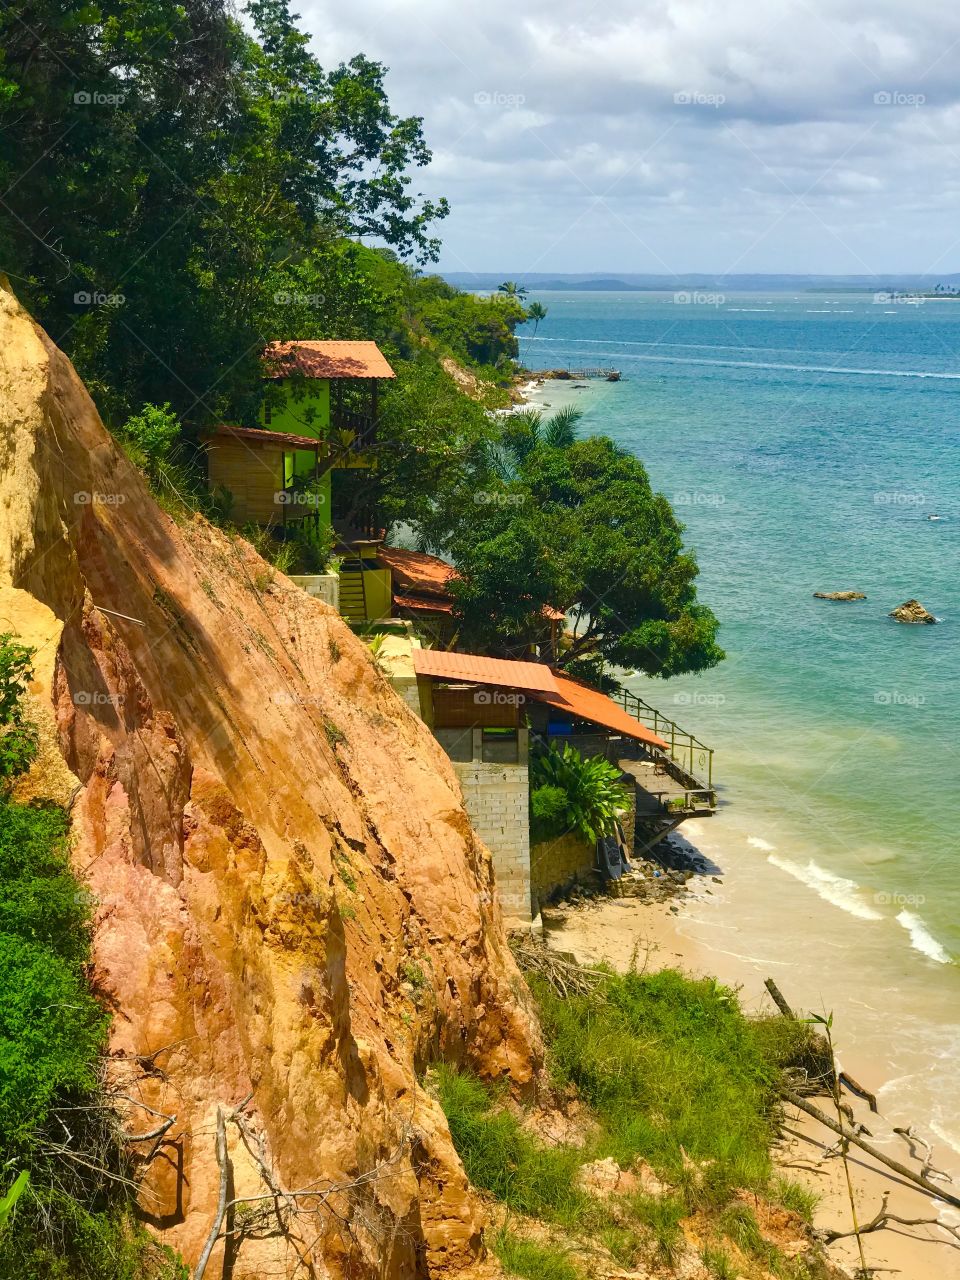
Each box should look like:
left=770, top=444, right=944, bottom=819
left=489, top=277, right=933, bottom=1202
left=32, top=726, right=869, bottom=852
left=452, top=761, right=531, bottom=924
left=530, top=832, right=596, bottom=909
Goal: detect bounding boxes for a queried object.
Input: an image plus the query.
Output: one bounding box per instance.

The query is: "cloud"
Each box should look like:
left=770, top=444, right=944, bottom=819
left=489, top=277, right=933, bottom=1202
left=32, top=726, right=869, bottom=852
left=297, top=0, right=960, bottom=272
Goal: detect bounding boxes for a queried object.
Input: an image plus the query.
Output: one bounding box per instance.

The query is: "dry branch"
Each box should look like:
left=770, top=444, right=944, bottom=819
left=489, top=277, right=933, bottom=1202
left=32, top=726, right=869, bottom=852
left=781, top=1088, right=960, bottom=1210
left=821, top=1191, right=960, bottom=1247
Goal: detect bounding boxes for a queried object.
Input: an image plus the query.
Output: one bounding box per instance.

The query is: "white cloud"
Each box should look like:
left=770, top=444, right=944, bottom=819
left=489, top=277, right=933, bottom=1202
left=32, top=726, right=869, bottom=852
left=298, top=0, right=960, bottom=272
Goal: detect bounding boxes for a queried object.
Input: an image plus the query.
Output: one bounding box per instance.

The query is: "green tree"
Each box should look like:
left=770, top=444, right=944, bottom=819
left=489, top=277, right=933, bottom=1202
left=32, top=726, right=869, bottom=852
left=525, top=300, right=548, bottom=333
left=0, top=0, right=449, bottom=426
left=447, top=436, right=724, bottom=677
left=497, top=280, right=528, bottom=299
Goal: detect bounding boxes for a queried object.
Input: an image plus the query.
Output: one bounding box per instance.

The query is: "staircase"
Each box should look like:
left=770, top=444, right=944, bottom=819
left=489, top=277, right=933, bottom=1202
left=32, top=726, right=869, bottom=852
left=337, top=561, right=368, bottom=622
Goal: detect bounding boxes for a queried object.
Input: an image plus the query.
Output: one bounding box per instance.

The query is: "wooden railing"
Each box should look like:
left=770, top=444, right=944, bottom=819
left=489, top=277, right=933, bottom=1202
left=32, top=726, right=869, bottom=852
left=331, top=408, right=376, bottom=449
left=618, top=689, right=715, bottom=798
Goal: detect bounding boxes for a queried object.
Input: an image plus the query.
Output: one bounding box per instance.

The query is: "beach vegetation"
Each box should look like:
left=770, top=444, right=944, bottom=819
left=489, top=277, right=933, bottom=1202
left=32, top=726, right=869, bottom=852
left=491, top=1225, right=580, bottom=1280
left=436, top=961, right=828, bottom=1278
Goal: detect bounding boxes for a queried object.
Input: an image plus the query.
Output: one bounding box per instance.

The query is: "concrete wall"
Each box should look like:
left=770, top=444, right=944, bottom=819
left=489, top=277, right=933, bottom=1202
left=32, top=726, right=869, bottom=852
left=452, top=761, right=531, bottom=924
left=289, top=573, right=339, bottom=610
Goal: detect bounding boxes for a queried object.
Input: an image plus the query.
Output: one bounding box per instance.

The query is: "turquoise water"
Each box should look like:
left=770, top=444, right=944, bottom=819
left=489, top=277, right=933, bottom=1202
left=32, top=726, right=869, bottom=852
left=519, top=292, right=960, bottom=964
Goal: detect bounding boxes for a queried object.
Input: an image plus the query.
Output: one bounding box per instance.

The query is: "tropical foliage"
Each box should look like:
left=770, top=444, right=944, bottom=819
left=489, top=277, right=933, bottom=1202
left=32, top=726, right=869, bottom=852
left=530, top=742, right=629, bottom=844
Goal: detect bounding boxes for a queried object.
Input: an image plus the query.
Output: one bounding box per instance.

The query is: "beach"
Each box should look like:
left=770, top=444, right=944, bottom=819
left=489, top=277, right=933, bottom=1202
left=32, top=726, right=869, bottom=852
left=543, top=813, right=960, bottom=1279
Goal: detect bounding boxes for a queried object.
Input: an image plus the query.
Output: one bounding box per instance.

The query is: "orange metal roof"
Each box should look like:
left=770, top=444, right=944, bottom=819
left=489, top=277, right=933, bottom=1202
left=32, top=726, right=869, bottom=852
left=413, top=650, right=559, bottom=694
left=213, top=424, right=323, bottom=451
left=394, top=593, right=455, bottom=615
left=541, top=673, right=668, bottom=748
left=263, top=341, right=396, bottom=381
left=379, top=546, right=457, bottom=597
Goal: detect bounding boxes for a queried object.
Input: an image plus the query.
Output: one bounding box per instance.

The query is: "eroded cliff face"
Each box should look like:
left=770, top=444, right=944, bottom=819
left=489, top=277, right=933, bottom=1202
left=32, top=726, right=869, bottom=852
left=0, top=283, right=542, bottom=1277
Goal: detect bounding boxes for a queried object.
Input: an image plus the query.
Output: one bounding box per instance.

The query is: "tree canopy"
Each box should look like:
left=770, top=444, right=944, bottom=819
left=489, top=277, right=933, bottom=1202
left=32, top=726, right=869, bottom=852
left=446, top=432, right=724, bottom=678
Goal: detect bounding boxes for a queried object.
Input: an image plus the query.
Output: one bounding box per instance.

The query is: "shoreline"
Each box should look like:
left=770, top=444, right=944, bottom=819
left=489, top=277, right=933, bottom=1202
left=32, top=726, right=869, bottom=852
left=541, top=815, right=960, bottom=1280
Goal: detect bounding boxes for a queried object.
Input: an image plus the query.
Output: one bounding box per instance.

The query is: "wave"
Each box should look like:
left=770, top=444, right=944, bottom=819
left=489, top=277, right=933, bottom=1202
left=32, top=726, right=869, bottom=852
left=524, top=345, right=960, bottom=381
left=746, top=835, right=776, bottom=851
left=767, top=855, right=884, bottom=920
left=896, top=911, right=953, bottom=965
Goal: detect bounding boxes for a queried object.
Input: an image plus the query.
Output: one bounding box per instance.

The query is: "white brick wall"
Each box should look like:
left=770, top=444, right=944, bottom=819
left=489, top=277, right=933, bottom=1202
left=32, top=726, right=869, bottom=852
left=453, top=762, right=531, bottom=923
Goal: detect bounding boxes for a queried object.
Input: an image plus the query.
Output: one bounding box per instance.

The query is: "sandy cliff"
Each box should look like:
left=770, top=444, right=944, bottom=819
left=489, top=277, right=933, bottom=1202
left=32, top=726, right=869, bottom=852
left=0, top=282, right=541, bottom=1277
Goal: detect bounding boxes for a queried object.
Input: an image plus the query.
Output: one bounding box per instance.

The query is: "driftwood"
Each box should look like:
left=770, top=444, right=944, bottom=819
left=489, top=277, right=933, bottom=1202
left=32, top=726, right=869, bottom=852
left=781, top=1088, right=960, bottom=1211
left=894, top=1125, right=954, bottom=1184
left=764, top=977, right=796, bottom=1019
left=838, top=1072, right=878, bottom=1113
left=821, top=1191, right=960, bottom=1247
left=510, top=934, right=607, bottom=997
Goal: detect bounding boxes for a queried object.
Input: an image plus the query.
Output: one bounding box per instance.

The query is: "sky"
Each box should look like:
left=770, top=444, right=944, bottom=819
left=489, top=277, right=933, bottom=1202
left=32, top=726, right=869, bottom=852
left=298, top=0, right=960, bottom=276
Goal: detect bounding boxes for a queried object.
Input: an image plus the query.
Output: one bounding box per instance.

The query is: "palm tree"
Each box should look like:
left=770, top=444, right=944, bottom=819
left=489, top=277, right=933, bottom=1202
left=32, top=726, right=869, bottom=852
left=497, top=280, right=528, bottom=299
left=490, top=405, right=583, bottom=478
left=525, top=300, right=548, bottom=334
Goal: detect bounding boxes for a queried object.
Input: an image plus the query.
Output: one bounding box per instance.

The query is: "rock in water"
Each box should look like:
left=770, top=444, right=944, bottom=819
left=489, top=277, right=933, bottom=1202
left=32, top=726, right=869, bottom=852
left=889, top=599, right=937, bottom=624
left=813, top=590, right=867, bottom=601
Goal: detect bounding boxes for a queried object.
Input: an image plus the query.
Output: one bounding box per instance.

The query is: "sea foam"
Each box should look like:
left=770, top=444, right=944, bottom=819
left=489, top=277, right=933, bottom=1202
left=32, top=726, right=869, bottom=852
left=767, top=855, right=883, bottom=921
left=896, top=911, right=953, bottom=965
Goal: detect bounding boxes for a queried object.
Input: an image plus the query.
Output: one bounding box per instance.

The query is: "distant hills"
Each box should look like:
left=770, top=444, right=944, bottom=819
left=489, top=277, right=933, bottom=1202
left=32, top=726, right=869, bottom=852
left=441, top=271, right=960, bottom=293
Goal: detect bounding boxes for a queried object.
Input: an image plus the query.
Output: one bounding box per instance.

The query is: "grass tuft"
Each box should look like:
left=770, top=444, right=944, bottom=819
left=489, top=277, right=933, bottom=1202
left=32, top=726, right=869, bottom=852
left=491, top=1225, right=582, bottom=1280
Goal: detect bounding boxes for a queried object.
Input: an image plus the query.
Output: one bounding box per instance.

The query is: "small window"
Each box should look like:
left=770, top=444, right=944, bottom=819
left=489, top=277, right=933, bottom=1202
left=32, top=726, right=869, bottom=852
left=263, top=401, right=272, bottom=425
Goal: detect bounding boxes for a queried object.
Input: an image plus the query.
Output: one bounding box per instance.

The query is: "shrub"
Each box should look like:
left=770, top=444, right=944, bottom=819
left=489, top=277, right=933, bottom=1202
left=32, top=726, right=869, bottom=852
left=529, top=743, right=629, bottom=843
left=116, top=403, right=180, bottom=483
left=0, top=634, right=39, bottom=787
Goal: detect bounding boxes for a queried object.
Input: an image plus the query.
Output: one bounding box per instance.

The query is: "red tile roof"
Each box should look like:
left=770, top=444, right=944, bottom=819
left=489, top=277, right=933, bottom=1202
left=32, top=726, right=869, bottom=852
left=393, top=593, right=455, bottom=615
left=541, top=673, right=668, bottom=748
left=213, top=424, right=323, bottom=451
left=263, top=341, right=396, bottom=381
left=412, top=650, right=559, bottom=694
left=411, top=648, right=666, bottom=747
left=378, top=546, right=457, bottom=598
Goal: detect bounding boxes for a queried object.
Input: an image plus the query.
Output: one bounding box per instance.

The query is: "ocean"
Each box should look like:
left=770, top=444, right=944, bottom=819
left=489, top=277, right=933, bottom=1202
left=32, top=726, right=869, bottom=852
left=519, top=291, right=960, bottom=1153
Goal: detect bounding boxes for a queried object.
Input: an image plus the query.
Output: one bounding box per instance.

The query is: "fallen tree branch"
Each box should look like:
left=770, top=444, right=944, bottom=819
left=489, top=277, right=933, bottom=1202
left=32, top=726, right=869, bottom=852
left=194, top=1107, right=229, bottom=1280
left=894, top=1125, right=954, bottom=1184
left=839, top=1071, right=878, bottom=1114
left=821, top=1190, right=960, bottom=1247
left=781, top=1088, right=960, bottom=1210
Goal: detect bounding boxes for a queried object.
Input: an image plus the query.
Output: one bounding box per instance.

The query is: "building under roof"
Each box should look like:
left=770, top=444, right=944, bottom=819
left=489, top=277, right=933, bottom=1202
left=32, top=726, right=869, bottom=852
left=411, top=648, right=666, bottom=748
